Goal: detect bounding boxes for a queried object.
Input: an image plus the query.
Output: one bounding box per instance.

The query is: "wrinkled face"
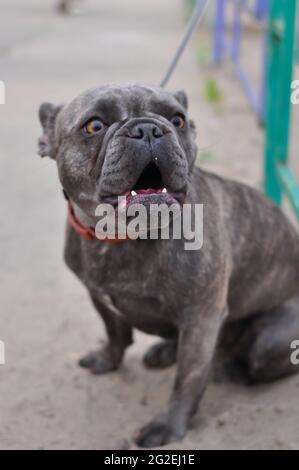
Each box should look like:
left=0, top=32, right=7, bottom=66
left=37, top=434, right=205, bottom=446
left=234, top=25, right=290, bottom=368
left=38, top=84, right=197, bottom=220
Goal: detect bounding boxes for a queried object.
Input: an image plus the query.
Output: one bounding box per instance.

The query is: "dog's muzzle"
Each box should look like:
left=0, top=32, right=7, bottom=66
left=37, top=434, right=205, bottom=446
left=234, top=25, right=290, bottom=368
left=97, top=118, right=188, bottom=209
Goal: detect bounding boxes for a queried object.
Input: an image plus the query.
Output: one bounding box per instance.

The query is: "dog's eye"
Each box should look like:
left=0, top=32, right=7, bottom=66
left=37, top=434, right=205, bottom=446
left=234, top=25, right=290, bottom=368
left=171, top=115, right=185, bottom=129
left=84, top=119, right=104, bottom=135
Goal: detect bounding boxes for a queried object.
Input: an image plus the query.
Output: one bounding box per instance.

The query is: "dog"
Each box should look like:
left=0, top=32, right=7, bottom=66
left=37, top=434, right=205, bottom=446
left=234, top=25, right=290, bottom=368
left=38, top=83, right=299, bottom=447
left=57, top=0, right=79, bottom=14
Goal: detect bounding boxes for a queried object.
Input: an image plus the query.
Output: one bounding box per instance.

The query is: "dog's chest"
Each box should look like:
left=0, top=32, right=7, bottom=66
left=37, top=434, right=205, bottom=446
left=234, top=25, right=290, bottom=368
left=87, top=242, right=173, bottom=299
left=66, top=236, right=194, bottom=331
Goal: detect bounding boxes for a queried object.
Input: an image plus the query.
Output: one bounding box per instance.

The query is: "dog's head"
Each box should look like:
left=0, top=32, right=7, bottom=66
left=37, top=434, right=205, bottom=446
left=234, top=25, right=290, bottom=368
left=38, top=84, right=197, bottom=223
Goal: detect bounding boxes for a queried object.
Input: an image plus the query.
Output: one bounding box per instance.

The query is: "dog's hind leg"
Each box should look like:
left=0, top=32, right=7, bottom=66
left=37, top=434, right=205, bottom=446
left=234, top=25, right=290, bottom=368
left=79, top=295, right=133, bottom=375
left=235, top=296, right=299, bottom=383
left=143, top=339, right=177, bottom=369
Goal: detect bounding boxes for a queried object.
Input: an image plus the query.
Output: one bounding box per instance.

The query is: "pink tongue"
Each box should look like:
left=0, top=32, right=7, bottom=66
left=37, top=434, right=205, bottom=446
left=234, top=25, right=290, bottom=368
left=135, top=188, right=163, bottom=194
left=119, top=188, right=164, bottom=208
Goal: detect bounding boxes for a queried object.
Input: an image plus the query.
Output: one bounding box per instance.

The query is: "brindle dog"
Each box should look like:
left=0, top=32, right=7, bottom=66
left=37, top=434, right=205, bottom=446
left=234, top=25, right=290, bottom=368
left=38, top=84, right=299, bottom=447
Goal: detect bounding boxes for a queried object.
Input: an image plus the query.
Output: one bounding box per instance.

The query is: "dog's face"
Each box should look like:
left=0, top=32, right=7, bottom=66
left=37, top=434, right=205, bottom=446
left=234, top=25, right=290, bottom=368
left=38, top=84, right=197, bottom=221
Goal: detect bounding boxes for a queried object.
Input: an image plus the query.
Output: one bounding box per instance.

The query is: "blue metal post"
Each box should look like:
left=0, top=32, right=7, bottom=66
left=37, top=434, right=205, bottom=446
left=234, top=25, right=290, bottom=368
left=213, top=0, right=226, bottom=64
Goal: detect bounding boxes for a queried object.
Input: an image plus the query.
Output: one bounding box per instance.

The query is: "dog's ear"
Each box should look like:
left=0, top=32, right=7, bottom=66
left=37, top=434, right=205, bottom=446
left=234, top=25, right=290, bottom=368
left=38, top=102, right=63, bottom=159
left=173, top=90, right=188, bottom=110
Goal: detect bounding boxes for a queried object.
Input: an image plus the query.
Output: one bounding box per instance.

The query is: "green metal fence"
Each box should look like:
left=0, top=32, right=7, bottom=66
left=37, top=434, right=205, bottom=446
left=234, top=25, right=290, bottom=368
left=264, top=0, right=299, bottom=217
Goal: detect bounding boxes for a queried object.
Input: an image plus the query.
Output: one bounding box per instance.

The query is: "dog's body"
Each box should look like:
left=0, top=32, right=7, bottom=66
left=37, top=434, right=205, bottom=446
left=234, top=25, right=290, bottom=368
left=39, top=84, right=299, bottom=447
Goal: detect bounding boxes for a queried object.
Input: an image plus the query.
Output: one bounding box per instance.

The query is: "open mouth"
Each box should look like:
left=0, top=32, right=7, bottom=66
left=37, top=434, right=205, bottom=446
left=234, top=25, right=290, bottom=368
left=126, top=162, right=167, bottom=205
left=103, top=163, right=186, bottom=208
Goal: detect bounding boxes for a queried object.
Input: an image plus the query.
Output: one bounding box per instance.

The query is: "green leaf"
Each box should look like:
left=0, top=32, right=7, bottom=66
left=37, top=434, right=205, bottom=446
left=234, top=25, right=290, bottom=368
left=204, top=78, right=222, bottom=103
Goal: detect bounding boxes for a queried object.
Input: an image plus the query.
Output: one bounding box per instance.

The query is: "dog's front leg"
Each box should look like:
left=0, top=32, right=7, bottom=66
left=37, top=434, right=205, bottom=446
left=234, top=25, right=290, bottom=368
left=135, top=303, right=228, bottom=447
left=79, top=295, right=133, bottom=375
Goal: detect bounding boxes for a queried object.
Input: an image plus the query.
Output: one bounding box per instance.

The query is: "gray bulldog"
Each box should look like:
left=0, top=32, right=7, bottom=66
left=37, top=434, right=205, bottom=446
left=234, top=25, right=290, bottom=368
left=38, top=84, right=299, bottom=447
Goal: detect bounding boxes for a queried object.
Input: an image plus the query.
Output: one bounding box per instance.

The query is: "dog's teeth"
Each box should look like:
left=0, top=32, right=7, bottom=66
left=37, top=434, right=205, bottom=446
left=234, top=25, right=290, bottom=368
left=162, top=188, right=167, bottom=193
left=131, top=190, right=137, bottom=196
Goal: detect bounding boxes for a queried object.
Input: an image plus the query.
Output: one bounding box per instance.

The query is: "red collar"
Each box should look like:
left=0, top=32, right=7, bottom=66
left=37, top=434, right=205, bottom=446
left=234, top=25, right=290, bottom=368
left=67, top=201, right=129, bottom=243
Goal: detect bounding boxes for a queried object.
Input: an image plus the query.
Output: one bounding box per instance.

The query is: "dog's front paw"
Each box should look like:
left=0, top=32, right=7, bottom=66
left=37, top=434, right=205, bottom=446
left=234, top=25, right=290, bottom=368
left=134, top=417, right=184, bottom=448
left=78, top=349, right=117, bottom=375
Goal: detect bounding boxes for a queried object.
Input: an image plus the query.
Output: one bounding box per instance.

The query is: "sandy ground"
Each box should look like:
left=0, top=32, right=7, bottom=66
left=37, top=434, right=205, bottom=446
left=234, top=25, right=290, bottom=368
left=0, top=0, right=298, bottom=450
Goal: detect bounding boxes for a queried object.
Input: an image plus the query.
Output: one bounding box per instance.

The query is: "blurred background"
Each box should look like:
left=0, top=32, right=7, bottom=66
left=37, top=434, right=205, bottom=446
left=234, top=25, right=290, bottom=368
left=0, top=0, right=298, bottom=450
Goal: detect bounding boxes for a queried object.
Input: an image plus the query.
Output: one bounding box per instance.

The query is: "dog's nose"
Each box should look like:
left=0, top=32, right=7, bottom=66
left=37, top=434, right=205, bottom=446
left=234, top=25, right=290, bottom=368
left=129, top=123, right=163, bottom=142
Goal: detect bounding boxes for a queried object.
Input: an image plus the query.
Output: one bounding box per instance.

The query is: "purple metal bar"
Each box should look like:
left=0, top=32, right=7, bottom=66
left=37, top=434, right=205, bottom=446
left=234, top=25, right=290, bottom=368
left=230, top=0, right=262, bottom=117
left=254, top=0, right=268, bottom=20
left=258, top=31, right=267, bottom=121
left=213, top=0, right=226, bottom=64
left=234, top=62, right=261, bottom=114
left=212, top=0, right=268, bottom=119
left=231, top=2, right=242, bottom=61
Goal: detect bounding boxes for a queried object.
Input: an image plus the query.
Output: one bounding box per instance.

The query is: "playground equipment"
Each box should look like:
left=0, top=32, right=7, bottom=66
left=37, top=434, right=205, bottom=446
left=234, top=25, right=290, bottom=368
left=264, top=0, right=299, bottom=217
left=185, top=0, right=299, bottom=218
left=213, top=0, right=268, bottom=120
left=209, top=0, right=299, bottom=219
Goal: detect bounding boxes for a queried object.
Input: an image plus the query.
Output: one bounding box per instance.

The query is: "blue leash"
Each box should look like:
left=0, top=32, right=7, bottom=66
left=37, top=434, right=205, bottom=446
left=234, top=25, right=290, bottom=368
left=160, top=0, right=210, bottom=88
